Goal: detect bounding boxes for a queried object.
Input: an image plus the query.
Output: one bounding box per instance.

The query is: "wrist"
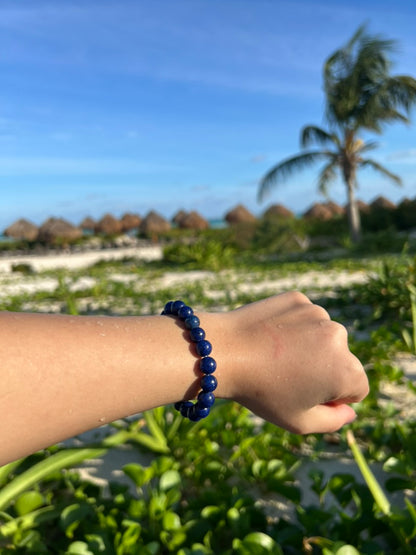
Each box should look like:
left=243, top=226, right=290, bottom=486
left=197, top=311, right=238, bottom=402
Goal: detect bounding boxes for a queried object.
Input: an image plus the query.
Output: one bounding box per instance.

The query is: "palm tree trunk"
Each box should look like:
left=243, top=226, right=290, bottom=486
left=346, top=178, right=361, bottom=243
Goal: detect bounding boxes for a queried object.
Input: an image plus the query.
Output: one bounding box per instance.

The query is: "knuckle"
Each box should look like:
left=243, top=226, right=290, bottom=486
left=287, top=291, right=312, bottom=305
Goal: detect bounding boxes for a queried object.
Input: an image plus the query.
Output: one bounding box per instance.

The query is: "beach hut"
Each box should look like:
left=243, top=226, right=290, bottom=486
left=324, top=201, right=345, bottom=217
left=80, top=216, right=96, bottom=232
left=303, top=203, right=334, bottom=221
left=177, top=211, right=209, bottom=230
left=139, top=211, right=171, bottom=237
left=172, top=210, right=187, bottom=226
left=38, top=217, right=82, bottom=244
left=95, top=214, right=123, bottom=235
left=120, top=213, right=141, bottom=232
left=263, top=204, right=294, bottom=220
left=4, top=218, right=39, bottom=241
left=370, top=196, right=396, bottom=210
left=225, top=204, right=256, bottom=225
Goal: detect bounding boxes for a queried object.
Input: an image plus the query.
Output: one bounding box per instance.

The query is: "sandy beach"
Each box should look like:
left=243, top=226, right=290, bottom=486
left=0, top=244, right=163, bottom=273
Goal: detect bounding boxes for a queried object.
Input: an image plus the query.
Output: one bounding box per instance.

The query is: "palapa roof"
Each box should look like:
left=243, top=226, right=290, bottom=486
left=172, top=210, right=188, bottom=226
left=263, top=204, right=294, bottom=219
left=120, top=213, right=141, bottom=231
left=139, top=211, right=171, bottom=234
left=303, top=203, right=333, bottom=221
left=95, top=214, right=123, bottom=234
left=80, top=216, right=96, bottom=230
left=4, top=218, right=39, bottom=241
left=370, top=196, right=396, bottom=210
left=176, top=211, right=209, bottom=230
left=38, top=217, right=82, bottom=244
left=225, top=204, right=256, bottom=225
left=324, top=201, right=345, bottom=216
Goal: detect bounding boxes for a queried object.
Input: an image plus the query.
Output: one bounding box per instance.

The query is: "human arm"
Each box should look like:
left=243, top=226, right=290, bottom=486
left=0, top=292, right=368, bottom=465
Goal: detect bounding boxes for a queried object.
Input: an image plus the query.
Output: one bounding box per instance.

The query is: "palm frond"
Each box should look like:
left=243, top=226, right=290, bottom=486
left=358, top=140, right=379, bottom=153
left=359, top=158, right=402, bottom=185
left=301, top=126, right=339, bottom=149
left=323, top=25, right=413, bottom=131
left=316, top=157, right=339, bottom=196
left=258, top=151, right=332, bottom=202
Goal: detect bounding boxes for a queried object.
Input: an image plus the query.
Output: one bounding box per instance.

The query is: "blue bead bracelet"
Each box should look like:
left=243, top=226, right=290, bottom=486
left=161, top=300, right=217, bottom=421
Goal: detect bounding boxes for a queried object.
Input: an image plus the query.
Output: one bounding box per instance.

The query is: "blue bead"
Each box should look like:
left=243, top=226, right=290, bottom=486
left=196, top=339, right=212, bottom=357
left=172, top=300, right=185, bottom=315
left=188, top=405, right=202, bottom=421
left=185, top=315, right=200, bottom=329
left=198, top=391, right=215, bottom=408
left=179, top=400, right=193, bottom=417
left=200, top=356, right=216, bottom=374
left=163, top=301, right=174, bottom=315
left=190, top=327, right=205, bottom=342
left=195, top=404, right=210, bottom=418
left=201, top=374, right=217, bottom=392
left=178, top=305, right=193, bottom=320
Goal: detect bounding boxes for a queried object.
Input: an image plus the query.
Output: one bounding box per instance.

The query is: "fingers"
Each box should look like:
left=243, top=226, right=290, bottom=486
left=296, top=403, right=358, bottom=434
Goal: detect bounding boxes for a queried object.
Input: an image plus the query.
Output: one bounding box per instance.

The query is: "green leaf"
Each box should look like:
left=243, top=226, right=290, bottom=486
left=60, top=503, right=92, bottom=538
left=0, top=506, right=60, bottom=537
left=0, top=447, right=106, bottom=512
left=235, top=532, right=283, bottom=554
left=159, top=469, right=181, bottom=492
left=65, top=540, right=94, bottom=554
left=162, top=511, right=181, bottom=530
left=201, top=505, right=221, bottom=520
left=405, top=498, right=416, bottom=525
left=0, top=458, right=24, bottom=487
left=335, top=546, right=361, bottom=555
left=144, top=409, right=169, bottom=451
left=131, top=431, right=170, bottom=454
left=123, top=463, right=154, bottom=488
left=14, top=490, right=44, bottom=516
left=242, top=531, right=278, bottom=548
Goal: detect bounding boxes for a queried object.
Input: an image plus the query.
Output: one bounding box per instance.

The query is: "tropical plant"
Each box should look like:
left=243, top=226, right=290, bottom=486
left=258, top=25, right=416, bottom=243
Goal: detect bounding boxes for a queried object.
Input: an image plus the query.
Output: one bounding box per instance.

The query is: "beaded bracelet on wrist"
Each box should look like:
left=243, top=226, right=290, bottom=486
left=161, top=300, right=217, bottom=421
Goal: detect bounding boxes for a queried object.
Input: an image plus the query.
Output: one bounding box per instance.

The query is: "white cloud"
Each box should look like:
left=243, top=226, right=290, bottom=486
left=387, top=149, right=416, bottom=163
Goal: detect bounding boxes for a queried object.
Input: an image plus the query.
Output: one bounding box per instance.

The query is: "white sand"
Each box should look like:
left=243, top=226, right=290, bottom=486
left=0, top=245, right=163, bottom=273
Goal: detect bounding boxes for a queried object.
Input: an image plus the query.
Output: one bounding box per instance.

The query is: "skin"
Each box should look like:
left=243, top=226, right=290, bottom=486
left=0, top=292, right=368, bottom=465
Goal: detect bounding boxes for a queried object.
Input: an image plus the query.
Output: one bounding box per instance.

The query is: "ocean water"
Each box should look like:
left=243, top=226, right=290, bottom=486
left=208, top=219, right=227, bottom=229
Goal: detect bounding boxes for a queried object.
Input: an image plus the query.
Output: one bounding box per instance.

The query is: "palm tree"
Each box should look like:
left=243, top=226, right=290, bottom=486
left=258, top=25, right=416, bottom=243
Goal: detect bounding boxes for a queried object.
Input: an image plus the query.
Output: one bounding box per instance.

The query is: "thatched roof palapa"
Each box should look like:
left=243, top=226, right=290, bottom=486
left=139, top=211, right=171, bottom=235
left=370, top=196, right=396, bottom=210
left=80, top=216, right=96, bottom=231
left=120, top=213, right=141, bottom=232
left=303, top=203, right=333, bottom=221
left=225, top=204, right=256, bottom=225
left=4, top=218, right=39, bottom=241
left=263, top=204, right=294, bottom=220
left=95, top=214, right=123, bottom=235
left=324, top=201, right=345, bottom=216
left=172, top=210, right=188, bottom=226
left=177, top=211, right=209, bottom=230
left=38, top=217, right=82, bottom=244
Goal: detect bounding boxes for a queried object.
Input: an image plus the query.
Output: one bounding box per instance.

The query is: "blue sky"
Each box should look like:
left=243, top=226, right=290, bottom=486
left=0, top=0, right=415, bottom=228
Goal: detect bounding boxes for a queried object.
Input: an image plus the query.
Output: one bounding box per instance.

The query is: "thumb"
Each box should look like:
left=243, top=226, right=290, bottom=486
left=300, top=403, right=357, bottom=434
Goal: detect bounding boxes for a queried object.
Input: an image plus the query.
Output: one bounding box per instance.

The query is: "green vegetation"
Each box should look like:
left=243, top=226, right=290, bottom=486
left=258, top=25, right=416, bottom=244
left=0, top=230, right=415, bottom=553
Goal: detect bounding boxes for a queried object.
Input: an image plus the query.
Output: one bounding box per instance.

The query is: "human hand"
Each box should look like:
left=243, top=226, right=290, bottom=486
left=212, top=292, right=369, bottom=434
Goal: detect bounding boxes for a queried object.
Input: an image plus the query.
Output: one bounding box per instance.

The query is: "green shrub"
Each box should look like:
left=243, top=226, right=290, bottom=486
left=163, top=239, right=236, bottom=271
